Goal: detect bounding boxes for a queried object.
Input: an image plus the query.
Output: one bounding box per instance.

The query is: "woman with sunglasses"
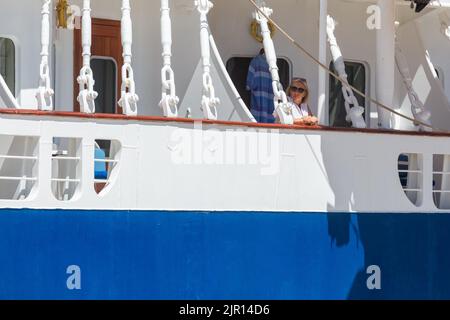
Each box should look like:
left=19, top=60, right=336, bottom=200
left=280, top=78, right=318, bottom=126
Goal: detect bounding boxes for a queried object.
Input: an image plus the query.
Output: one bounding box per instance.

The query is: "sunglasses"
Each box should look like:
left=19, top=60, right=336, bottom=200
left=290, top=86, right=306, bottom=94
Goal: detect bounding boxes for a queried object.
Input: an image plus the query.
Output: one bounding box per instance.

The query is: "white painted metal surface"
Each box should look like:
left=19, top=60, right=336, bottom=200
left=77, top=0, right=97, bottom=114
left=196, top=0, right=220, bottom=120
left=118, top=0, right=139, bottom=116
left=0, top=74, right=19, bottom=109
left=376, top=0, right=396, bottom=128
left=317, top=0, right=328, bottom=126
left=0, top=0, right=450, bottom=214
left=159, top=0, right=179, bottom=118
left=0, top=113, right=448, bottom=213
left=36, top=0, right=54, bottom=111
left=395, top=25, right=432, bottom=131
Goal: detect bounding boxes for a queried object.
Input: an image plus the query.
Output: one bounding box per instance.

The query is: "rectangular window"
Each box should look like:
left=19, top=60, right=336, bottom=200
left=329, top=61, right=367, bottom=128
left=91, top=57, right=118, bottom=114
left=433, top=154, right=450, bottom=210
left=0, top=37, right=15, bottom=95
left=398, top=153, right=423, bottom=207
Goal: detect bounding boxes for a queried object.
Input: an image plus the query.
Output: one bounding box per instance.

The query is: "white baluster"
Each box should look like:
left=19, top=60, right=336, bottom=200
left=36, top=0, right=54, bottom=111
left=159, top=0, right=179, bottom=118
left=77, top=0, right=97, bottom=114
left=326, top=16, right=366, bottom=128
left=118, top=0, right=139, bottom=116
left=376, top=0, right=395, bottom=129
left=395, top=23, right=431, bottom=131
left=195, top=0, right=220, bottom=120
left=254, top=1, right=292, bottom=125
left=317, top=0, right=328, bottom=125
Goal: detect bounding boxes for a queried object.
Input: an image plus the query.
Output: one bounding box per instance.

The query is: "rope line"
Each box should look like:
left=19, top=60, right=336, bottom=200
left=248, top=0, right=445, bottom=132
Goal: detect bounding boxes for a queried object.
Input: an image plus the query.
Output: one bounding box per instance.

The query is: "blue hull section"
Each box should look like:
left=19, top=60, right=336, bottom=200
left=0, top=209, right=449, bottom=300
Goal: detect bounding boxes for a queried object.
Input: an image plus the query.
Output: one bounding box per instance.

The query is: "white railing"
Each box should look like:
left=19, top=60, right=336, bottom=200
left=77, top=0, right=97, bottom=114
left=36, top=0, right=54, bottom=111
left=51, top=178, right=81, bottom=183
left=433, top=171, right=450, bottom=175
left=327, top=15, right=366, bottom=128
left=254, top=0, right=292, bottom=125
left=395, top=22, right=431, bottom=131
left=0, top=155, right=38, bottom=160
left=196, top=0, right=220, bottom=120
left=52, top=157, right=81, bottom=161
left=118, top=0, right=139, bottom=116
left=0, top=176, right=37, bottom=181
left=159, top=0, right=179, bottom=118
left=209, top=35, right=257, bottom=123
left=95, top=159, right=119, bottom=164
left=398, top=170, right=422, bottom=174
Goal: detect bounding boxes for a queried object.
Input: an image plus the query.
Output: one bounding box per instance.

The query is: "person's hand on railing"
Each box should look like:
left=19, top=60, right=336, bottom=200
left=294, top=116, right=319, bottom=126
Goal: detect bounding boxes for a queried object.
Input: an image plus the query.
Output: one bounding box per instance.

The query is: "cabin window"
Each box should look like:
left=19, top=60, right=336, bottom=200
left=94, top=139, right=121, bottom=195
left=398, top=153, right=423, bottom=207
left=433, top=154, right=450, bottom=210
left=52, top=138, right=82, bottom=201
left=0, top=135, right=38, bottom=200
left=91, top=57, right=117, bottom=114
left=329, top=61, right=367, bottom=128
left=0, top=37, right=15, bottom=95
left=226, top=56, right=290, bottom=109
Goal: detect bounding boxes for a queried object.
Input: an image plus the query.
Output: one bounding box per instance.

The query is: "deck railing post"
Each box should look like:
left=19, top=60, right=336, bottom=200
left=326, top=16, right=366, bottom=128
left=118, top=0, right=139, bottom=116
left=77, top=0, right=97, bottom=114
left=195, top=0, right=220, bottom=120
left=254, top=0, right=293, bottom=124
left=394, top=22, right=432, bottom=132
left=159, top=0, right=179, bottom=118
left=36, top=0, right=54, bottom=111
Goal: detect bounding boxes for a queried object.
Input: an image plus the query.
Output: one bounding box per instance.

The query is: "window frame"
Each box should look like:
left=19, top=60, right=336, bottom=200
left=327, top=59, right=371, bottom=128
left=0, top=35, right=19, bottom=99
left=90, top=55, right=119, bottom=114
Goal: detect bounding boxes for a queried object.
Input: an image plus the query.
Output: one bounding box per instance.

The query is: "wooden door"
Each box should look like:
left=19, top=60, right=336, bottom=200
left=74, top=18, right=123, bottom=113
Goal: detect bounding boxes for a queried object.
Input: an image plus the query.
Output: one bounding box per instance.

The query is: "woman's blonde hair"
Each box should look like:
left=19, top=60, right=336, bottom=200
left=286, top=77, right=309, bottom=104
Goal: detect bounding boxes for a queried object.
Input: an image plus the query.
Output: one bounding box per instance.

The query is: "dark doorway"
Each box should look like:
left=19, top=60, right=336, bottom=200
left=329, top=61, right=367, bottom=128
left=226, top=56, right=290, bottom=109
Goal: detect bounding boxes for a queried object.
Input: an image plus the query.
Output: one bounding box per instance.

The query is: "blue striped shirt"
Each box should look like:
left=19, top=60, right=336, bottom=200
left=246, top=54, right=275, bottom=123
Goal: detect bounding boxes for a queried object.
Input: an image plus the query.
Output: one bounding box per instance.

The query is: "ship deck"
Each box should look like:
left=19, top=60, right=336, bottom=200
left=1, top=108, right=450, bottom=138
